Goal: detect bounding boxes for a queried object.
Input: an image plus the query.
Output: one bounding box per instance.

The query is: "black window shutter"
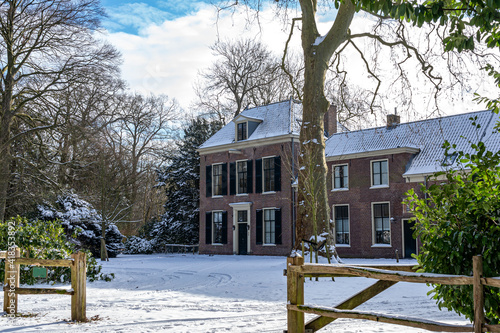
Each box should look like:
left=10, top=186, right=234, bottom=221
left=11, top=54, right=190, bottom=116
left=229, top=162, right=236, bottom=195
left=255, top=159, right=262, bottom=193
left=256, top=209, right=263, bottom=245
left=274, top=156, right=281, bottom=192
left=221, top=211, right=228, bottom=244
left=221, top=163, right=228, bottom=195
left=205, top=212, right=212, bottom=244
left=275, top=208, right=282, bottom=244
left=205, top=165, right=212, bottom=197
left=247, top=160, right=253, bottom=193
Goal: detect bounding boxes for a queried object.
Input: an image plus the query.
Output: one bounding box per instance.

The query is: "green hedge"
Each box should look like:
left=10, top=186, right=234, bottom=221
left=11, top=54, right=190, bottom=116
left=0, top=217, right=114, bottom=285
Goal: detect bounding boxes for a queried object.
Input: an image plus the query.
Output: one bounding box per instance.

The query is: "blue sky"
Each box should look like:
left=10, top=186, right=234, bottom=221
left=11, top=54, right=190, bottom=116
left=101, top=1, right=212, bottom=35
left=98, top=1, right=297, bottom=111
left=97, top=1, right=492, bottom=118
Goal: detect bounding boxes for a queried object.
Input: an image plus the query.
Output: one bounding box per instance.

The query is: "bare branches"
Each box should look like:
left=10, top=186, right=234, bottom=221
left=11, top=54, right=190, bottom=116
left=282, top=17, right=303, bottom=101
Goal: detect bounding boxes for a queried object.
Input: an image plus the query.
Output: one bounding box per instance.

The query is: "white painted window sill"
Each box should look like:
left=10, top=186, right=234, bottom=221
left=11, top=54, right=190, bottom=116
left=211, top=195, right=223, bottom=198
left=262, top=191, right=276, bottom=195
left=236, top=193, right=248, bottom=196
left=262, top=244, right=276, bottom=247
left=211, top=243, right=224, bottom=246
left=370, top=185, right=389, bottom=189
left=331, top=188, right=349, bottom=192
left=371, top=244, right=392, bottom=248
left=335, top=244, right=350, bottom=248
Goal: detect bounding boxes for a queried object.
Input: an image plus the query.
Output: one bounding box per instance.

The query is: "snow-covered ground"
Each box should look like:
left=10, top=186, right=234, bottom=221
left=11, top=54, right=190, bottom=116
left=1, top=254, right=468, bottom=332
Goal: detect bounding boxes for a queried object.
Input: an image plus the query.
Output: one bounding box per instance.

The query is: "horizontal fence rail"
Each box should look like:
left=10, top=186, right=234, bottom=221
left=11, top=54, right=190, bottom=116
left=285, top=255, right=500, bottom=333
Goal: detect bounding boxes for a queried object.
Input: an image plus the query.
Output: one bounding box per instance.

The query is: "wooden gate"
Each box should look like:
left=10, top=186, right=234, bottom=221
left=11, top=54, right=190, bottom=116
left=1, top=248, right=87, bottom=321
left=285, top=254, right=500, bottom=333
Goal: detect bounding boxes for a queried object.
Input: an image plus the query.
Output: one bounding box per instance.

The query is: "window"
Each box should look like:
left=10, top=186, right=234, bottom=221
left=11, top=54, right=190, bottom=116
left=333, top=164, right=348, bottom=189
left=263, top=157, right=275, bottom=192
left=373, top=203, right=390, bottom=244
left=334, top=205, right=349, bottom=245
left=372, top=160, right=388, bottom=186
left=237, top=122, right=247, bottom=141
left=264, top=209, right=276, bottom=244
left=212, top=164, right=223, bottom=196
left=442, top=152, right=458, bottom=166
left=256, top=208, right=281, bottom=245
left=212, top=211, right=223, bottom=244
left=237, top=161, right=247, bottom=194
left=256, top=156, right=280, bottom=193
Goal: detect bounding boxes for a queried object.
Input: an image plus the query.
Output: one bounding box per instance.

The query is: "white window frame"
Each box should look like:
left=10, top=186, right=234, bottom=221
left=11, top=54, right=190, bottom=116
left=370, top=159, right=389, bottom=189
left=212, top=210, right=224, bottom=245
left=212, top=163, right=224, bottom=197
left=333, top=204, right=350, bottom=247
left=371, top=201, right=391, bottom=247
left=236, top=159, right=248, bottom=195
left=332, top=163, right=349, bottom=191
left=262, top=156, right=276, bottom=194
left=235, top=121, right=248, bottom=141
left=263, top=207, right=277, bottom=246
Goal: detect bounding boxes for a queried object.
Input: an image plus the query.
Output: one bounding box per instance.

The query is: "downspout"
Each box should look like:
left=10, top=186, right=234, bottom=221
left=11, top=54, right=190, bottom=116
left=291, top=136, right=296, bottom=249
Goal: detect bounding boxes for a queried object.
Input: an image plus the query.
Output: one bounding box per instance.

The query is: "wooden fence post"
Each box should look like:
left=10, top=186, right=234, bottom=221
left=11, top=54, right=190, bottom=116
left=473, top=255, right=484, bottom=333
left=287, top=254, right=305, bottom=333
left=3, top=247, right=20, bottom=315
left=71, top=252, right=87, bottom=322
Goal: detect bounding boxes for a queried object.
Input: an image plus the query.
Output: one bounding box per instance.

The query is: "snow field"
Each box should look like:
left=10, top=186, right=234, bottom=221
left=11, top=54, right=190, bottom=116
left=1, top=254, right=468, bottom=332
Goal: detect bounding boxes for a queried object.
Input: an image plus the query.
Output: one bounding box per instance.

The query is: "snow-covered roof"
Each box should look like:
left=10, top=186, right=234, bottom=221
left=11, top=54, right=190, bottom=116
left=199, top=100, right=302, bottom=150
left=325, top=110, right=500, bottom=177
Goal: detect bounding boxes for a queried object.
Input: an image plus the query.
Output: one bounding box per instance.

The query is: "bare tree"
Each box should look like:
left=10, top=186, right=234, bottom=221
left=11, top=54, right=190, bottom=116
left=216, top=0, right=498, bottom=254
left=0, top=0, right=119, bottom=221
left=195, top=38, right=297, bottom=121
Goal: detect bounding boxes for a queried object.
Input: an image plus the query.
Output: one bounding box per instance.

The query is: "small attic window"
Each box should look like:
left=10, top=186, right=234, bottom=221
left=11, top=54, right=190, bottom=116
left=237, top=122, right=247, bottom=141
left=442, top=152, right=458, bottom=166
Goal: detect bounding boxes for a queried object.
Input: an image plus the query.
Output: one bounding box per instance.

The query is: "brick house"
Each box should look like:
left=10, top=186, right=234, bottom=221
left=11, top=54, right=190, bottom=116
left=199, top=100, right=500, bottom=257
left=326, top=110, right=500, bottom=258
left=198, top=100, right=303, bottom=256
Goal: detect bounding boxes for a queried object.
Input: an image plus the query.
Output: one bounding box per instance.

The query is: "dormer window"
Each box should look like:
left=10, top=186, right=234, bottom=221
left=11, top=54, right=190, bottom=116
left=237, top=122, right=247, bottom=141
left=442, top=152, right=457, bottom=166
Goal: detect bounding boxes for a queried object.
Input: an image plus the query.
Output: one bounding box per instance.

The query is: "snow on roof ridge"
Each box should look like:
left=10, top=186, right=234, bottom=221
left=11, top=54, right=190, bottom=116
left=329, top=109, right=493, bottom=138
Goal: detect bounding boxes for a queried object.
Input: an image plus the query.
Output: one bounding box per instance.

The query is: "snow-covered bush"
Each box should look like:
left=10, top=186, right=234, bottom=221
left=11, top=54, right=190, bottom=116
left=0, top=216, right=114, bottom=284
left=36, top=192, right=124, bottom=258
left=123, top=236, right=153, bottom=254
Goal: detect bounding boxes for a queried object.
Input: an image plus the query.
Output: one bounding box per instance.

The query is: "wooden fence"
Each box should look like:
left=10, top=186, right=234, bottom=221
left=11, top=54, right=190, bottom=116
left=1, top=248, right=86, bottom=321
left=285, top=254, right=500, bottom=333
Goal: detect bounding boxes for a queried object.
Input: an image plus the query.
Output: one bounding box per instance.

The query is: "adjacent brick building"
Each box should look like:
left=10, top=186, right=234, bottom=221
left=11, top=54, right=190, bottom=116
left=199, top=100, right=500, bottom=258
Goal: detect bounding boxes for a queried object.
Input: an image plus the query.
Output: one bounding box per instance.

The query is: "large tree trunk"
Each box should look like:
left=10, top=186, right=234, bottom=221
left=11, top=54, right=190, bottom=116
left=0, top=132, right=11, bottom=221
left=296, top=0, right=355, bottom=252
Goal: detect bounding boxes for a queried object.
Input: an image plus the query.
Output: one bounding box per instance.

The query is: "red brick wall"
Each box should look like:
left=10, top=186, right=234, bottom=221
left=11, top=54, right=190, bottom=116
left=199, top=140, right=299, bottom=256
left=327, top=153, right=423, bottom=258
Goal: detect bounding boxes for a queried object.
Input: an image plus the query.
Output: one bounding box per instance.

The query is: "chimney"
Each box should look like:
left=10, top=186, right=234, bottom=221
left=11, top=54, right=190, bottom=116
left=386, top=114, right=400, bottom=129
left=324, top=104, right=337, bottom=137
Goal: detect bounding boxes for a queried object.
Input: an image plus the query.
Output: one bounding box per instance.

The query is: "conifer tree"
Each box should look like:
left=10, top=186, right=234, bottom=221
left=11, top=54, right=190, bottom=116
left=151, top=117, right=222, bottom=247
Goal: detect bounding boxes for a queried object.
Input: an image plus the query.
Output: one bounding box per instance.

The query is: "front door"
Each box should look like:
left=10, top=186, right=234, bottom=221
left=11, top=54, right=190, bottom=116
left=237, top=210, right=248, bottom=255
left=403, top=219, right=417, bottom=258
left=238, top=223, right=248, bottom=255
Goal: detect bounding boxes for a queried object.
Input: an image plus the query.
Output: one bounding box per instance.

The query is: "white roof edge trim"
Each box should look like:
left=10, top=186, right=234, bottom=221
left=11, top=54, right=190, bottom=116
left=197, top=134, right=300, bottom=155
left=233, top=114, right=264, bottom=123
left=326, top=147, right=420, bottom=161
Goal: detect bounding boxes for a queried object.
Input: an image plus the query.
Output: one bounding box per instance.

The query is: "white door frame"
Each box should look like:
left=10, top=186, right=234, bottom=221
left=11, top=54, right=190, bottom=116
left=229, top=202, right=252, bottom=254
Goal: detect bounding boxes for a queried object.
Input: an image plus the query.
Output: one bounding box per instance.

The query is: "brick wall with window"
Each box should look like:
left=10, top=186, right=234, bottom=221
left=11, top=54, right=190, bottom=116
left=199, top=141, right=298, bottom=256
left=327, top=152, right=421, bottom=258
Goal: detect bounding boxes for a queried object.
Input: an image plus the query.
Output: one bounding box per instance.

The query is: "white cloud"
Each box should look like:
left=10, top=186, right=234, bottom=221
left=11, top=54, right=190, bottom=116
left=103, top=3, right=298, bottom=110
left=103, top=2, right=497, bottom=119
